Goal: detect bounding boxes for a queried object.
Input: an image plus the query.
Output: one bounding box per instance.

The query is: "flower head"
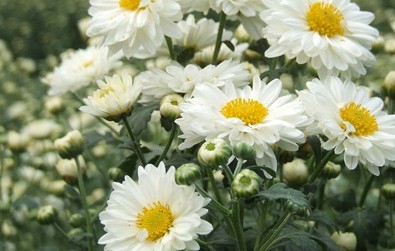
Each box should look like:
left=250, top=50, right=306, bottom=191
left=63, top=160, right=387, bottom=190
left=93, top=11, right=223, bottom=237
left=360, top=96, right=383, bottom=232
left=298, top=77, right=395, bottom=175
left=98, top=162, right=213, bottom=250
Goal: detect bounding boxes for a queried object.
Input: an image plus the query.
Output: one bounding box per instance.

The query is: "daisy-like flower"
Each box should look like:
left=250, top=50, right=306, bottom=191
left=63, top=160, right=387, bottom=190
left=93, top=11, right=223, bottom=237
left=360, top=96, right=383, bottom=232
left=43, top=46, right=122, bottom=96
left=261, top=0, right=379, bottom=78
left=298, top=77, right=395, bottom=175
left=98, top=162, right=213, bottom=251
left=80, top=74, right=141, bottom=121
left=179, top=0, right=210, bottom=14
left=87, top=0, right=182, bottom=59
left=176, top=76, right=311, bottom=175
left=138, top=60, right=250, bottom=102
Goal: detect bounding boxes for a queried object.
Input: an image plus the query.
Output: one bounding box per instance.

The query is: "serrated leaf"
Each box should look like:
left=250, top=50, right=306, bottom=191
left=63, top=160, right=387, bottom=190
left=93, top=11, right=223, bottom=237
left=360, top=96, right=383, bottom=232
left=223, top=40, right=235, bottom=51
left=257, top=183, right=310, bottom=208
left=126, top=103, right=159, bottom=137
left=307, top=210, right=337, bottom=233
left=64, top=184, right=80, bottom=201
left=270, top=226, right=321, bottom=251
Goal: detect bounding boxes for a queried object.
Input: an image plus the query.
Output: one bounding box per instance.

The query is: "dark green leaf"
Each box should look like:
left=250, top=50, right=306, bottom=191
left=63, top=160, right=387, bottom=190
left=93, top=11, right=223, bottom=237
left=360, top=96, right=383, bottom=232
left=64, top=184, right=80, bottom=201
left=84, top=131, right=117, bottom=148
left=249, top=165, right=277, bottom=178
left=257, top=183, right=310, bottom=208
left=307, top=135, right=321, bottom=167
left=223, top=40, right=235, bottom=51
left=118, top=153, right=138, bottom=177
left=126, top=103, right=159, bottom=137
left=307, top=210, right=337, bottom=232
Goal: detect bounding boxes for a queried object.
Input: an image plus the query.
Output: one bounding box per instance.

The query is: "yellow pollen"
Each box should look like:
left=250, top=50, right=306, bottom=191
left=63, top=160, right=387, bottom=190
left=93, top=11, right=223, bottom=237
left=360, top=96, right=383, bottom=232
left=136, top=202, right=174, bottom=242
left=119, top=0, right=140, bottom=11
left=83, top=60, right=93, bottom=68
left=306, top=2, right=345, bottom=37
left=221, top=98, right=268, bottom=125
left=339, top=102, right=378, bottom=136
left=97, top=86, right=115, bottom=98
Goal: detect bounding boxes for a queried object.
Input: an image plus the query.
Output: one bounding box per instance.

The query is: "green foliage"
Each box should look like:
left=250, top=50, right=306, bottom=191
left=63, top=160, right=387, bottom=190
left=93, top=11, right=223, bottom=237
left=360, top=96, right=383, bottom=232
left=258, top=183, right=311, bottom=209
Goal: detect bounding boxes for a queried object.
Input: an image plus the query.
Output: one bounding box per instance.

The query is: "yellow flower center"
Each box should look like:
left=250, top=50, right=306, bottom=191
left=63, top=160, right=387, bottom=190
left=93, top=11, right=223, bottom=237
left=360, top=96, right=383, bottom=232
left=339, top=102, right=378, bottom=136
left=306, top=2, right=345, bottom=37
left=119, top=0, right=140, bottom=11
left=83, top=60, right=93, bottom=68
left=136, top=202, right=174, bottom=242
left=221, top=98, right=268, bottom=125
left=97, top=86, right=115, bottom=98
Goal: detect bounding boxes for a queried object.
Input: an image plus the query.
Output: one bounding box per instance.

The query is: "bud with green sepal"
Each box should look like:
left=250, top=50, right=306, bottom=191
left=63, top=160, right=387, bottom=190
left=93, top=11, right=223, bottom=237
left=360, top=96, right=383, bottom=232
left=108, top=167, right=125, bottom=182
left=381, top=183, right=395, bottom=200
left=282, top=158, right=308, bottom=188
left=54, top=130, right=84, bottom=159
left=284, top=200, right=310, bottom=217
left=382, top=71, right=395, bottom=99
left=198, top=138, right=232, bottom=167
left=232, top=169, right=262, bottom=199
left=160, top=94, right=184, bottom=121
left=321, top=161, right=341, bottom=179
left=175, top=163, right=202, bottom=185
left=37, top=205, right=58, bottom=225
left=331, top=231, right=357, bottom=251
left=233, top=142, right=256, bottom=161
left=69, top=213, right=85, bottom=228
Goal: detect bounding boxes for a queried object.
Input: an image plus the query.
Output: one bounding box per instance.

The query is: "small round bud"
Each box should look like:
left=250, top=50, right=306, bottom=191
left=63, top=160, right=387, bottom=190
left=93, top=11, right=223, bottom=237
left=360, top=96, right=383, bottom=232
left=198, top=139, right=232, bottom=167
left=54, top=130, right=84, bottom=159
left=282, top=158, right=308, bottom=188
left=285, top=200, right=310, bottom=217
left=160, top=94, right=184, bottom=120
left=7, top=131, right=30, bottom=153
left=232, top=169, right=262, bottom=199
left=382, top=71, right=395, bottom=99
left=321, top=161, right=341, bottom=179
left=233, top=142, right=256, bottom=161
left=331, top=231, right=357, bottom=251
left=175, top=163, right=202, bottom=185
left=108, top=167, right=125, bottom=182
left=381, top=183, right=395, bottom=200
left=55, top=157, right=86, bottom=185
left=45, top=96, right=64, bottom=115
left=69, top=213, right=85, bottom=228
left=37, top=205, right=58, bottom=225
left=67, top=228, right=85, bottom=240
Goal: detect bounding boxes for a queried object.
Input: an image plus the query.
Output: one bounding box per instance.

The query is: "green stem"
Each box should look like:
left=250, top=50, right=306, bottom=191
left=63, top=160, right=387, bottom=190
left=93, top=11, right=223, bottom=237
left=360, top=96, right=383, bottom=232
left=232, top=201, right=247, bottom=251
left=390, top=200, right=394, bottom=238
left=233, top=158, right=244, bottom=176
left=195, top=183, right=231, bottom=216
left=154, top=123, right=177, bottom=166
left=388, top=98, right=395, bottom=115
left=359, top=174, right=375, bottom=208
left=122, top=117, right=147, bottom=166
left=74, top=157, right=94, bottom=251
left=165, top=36, right=177, bottom=61
left=221, top=164, right=234, bottom=183
left=308, top=149, right=335, bottom=183
left=211, top=12, right=227, bottom=65
left=203, top=165, right=224, bottom=204
left=317, top=178, right=327, bottom=209
left=257, top=211, right=292, bottom=251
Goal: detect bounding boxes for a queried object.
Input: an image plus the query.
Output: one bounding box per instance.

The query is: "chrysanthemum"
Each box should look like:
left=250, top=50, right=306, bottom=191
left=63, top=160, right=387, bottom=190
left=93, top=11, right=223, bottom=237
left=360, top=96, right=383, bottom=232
left=138, top=60, right=250, bottom=102
left=298, top=77, right=395, bottom=175
left=98, top=162, right=213, bottom=251
left=179, top=0, right=210, bottom=14
left=87, top=0, right=182, bottom=59
left=176, top=76, right=311, bottom=174
left=80, top=74, right=141, bottom=121
left=261, top=0, right=379, bottom=78
left=43, top=46, right=122, bottom=96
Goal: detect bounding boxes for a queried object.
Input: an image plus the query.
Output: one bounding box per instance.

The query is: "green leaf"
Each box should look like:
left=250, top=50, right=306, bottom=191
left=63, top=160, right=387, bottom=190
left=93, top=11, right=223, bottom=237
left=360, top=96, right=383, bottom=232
left=249, top=165, right=277, bottom=178
left=126, top=103, right=159, bottom=137
left=64, top=184, right=80, bottom=201
left=307, top=135, right=321, bottom=167
left=118, top=153, right=138, bottom=177
left=257, top=183, right=310, bottom=208
left=84, top=131, right=117, bottom=148
left=223, top=40, right=235, bottom=51
left=307, top=210, right=337, bottom=233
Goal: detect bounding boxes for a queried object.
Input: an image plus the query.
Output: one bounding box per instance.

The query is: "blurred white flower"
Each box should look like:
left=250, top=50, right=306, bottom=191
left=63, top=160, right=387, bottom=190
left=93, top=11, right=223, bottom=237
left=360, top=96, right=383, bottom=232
left=22, top=119, right=62, bottom=140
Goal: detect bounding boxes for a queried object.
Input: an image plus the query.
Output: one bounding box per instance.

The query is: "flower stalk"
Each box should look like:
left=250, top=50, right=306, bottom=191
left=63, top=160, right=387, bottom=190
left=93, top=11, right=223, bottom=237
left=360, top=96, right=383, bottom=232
left=122, top=117, right=147, bottom=166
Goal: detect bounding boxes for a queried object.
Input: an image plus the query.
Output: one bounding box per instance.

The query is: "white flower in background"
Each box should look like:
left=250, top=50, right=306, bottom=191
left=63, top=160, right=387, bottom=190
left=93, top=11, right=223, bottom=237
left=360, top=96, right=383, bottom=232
left=43, top=46, right=122, bottom=96
left=87, top=0, right=182, bottom=59
left=98, top=162, right=213, bottom=251
left=80, top=74, right=141, bottom=122
left=261, top=0, right=379, bottom=79
left=298, top=77, right=395, bottom=175
left=138, top=60, right=250, bottom=102
left=179, top=0, right=210, bottom=14
left=22, top=119, right=62, bottom=140
left=176, top=76, right=311, bottom=175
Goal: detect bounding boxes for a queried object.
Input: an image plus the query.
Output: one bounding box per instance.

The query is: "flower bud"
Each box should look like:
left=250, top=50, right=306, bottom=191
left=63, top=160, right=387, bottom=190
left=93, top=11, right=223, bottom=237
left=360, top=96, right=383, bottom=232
left=232, top=169, right=262, bottom=199
left=198, top=139, right=232, bottom=167
left=382, top=71, right=395, bottom=99
left=321, top=161, right=341, bottom=179
left=331, top=231, right=357, bottom=251
left=108, top=167, right=125, bottom=182
left=381, top=183, right=395, bottom=200
left=54, top=130, right=84, bottom=159
left=67, top=228, right=85, bottom=240
left=234, top=24, right=252, bottom=43
left=282, top=158, right=308, bottom=188
left=233, top=142, right=256, bottom=161
left=7, top=131, right=30, bottom=153
left=160, top=94, right=184, bottom=120
left=45, top=96, right=64, bottom=115
left=285, top=200, right=310, bottom=217
left=37, top=205, right=58, bottom=225
left=69, top=213, right=85, bottom=228
left=175, top=163, right=202, bottom=185
left=55, top=157, right=86, bottom=185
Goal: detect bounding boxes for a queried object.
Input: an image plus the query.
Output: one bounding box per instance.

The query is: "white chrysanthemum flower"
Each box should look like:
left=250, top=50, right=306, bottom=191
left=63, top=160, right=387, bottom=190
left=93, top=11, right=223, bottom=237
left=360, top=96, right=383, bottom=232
left=179, top=0, right=210, bottom=14
left=261, top=0, right=379, bottom=79
left=176, top=76, right=311, bottom=175
left=80, top=74, right=141, bottom=121
left=87, top=0, right=182, bottom=59
left=43, top=46, right=122, bottom=96
left=298, top=77, right=395, bottom=175
left=98, top=162, right=213, bottom=251
left=138, top=60, right=250, bottom=102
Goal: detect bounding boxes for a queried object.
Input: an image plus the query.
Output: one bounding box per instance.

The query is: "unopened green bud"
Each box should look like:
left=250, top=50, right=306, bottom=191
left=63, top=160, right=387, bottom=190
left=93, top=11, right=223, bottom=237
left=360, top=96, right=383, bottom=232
left=108, top=167, right=125, bottom=182
left=282, top=158, right=308, bottom=188
left=67, top=228, right=85, bottom=240
left=285, top=200, right=310, bottom=217
left=232, top=169, right=262, bottom=199
left=160, top=94, right=184, bottom=120
left=321, top=161, right=341, bottom=179
left=382, top=71, right=395, bottom=99
left=54, top=130, right=84, bottom=159
left=175, top=163, right=202, bottom=185
left=69, top=213, right=85, bottom=228
left=37, top=205, right=57, bottom=225
left=233, top=142, right=256, bottom=161
left=381, top=183, right=395, bottom=200
left=198, top=139, right=232, bottom=167
left=331, top=231, right=357, bottom=251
